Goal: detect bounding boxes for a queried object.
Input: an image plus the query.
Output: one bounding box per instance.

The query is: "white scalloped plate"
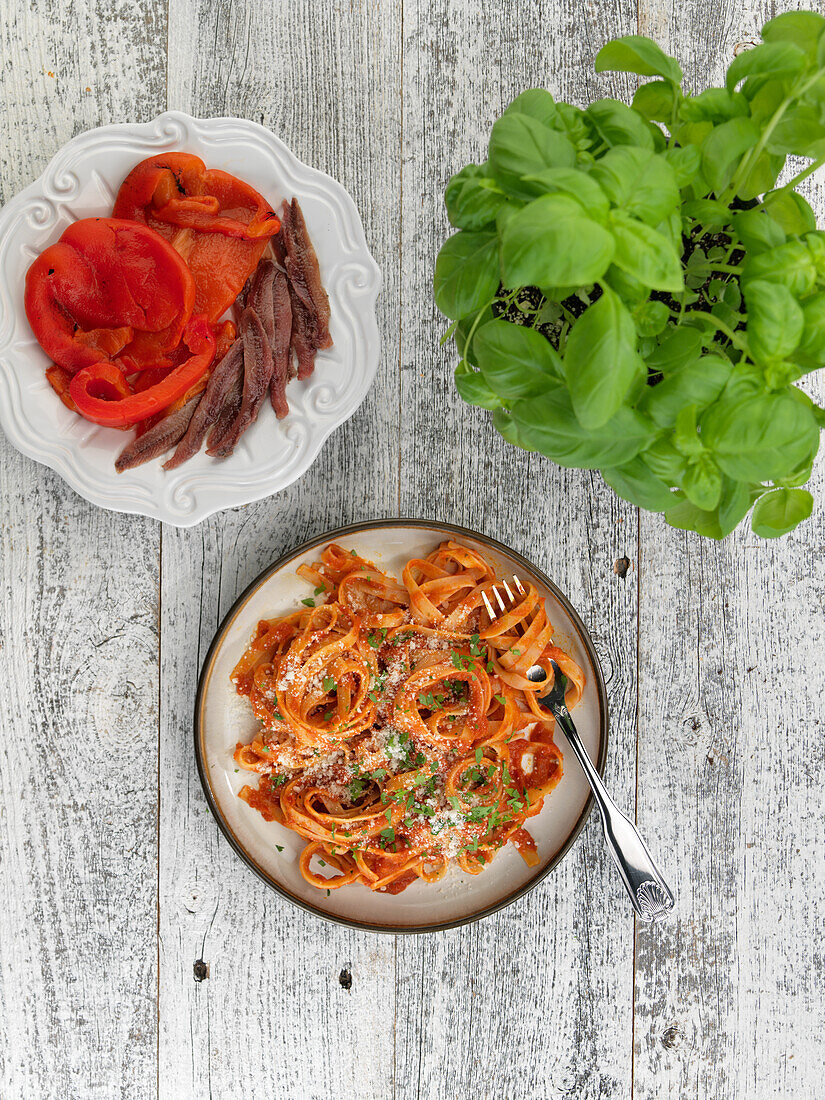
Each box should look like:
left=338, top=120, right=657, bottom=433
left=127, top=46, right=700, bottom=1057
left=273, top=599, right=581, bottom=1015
left=0, top=113, right=381, bottom=525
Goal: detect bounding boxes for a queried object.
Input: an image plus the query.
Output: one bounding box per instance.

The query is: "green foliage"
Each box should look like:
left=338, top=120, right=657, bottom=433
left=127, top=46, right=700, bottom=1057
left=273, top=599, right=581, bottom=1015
left=434, top=14, right=825, bottom=538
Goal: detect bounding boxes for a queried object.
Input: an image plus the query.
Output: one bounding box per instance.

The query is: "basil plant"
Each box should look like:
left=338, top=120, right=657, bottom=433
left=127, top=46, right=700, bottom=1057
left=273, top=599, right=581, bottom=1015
left=434, top=11, right=825, bottom=538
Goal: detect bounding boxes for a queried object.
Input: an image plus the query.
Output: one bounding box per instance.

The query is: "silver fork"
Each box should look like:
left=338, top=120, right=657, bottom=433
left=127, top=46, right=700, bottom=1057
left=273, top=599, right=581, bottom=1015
left=483, top=577, right=675, bottom=923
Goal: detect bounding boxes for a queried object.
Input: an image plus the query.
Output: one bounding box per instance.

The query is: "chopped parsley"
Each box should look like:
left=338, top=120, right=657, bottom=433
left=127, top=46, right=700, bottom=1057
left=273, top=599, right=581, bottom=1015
left=301, top=597, right=315, bottom=607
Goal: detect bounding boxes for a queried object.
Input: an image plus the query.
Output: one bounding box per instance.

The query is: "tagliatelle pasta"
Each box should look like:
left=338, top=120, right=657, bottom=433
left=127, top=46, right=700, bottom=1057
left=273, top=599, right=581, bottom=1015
left=232, top=541, right=584, bottom=894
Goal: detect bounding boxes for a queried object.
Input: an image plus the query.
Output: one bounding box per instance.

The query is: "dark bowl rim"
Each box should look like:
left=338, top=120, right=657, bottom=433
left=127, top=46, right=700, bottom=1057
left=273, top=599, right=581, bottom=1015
left=193, top=517, right=610, bottom=935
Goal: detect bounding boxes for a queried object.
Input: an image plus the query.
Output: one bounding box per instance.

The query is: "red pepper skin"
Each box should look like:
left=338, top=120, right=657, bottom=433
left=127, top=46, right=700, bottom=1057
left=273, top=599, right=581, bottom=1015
left=132, top=318, right=236, bottom=434
left=113, top=154, right=279, bottom=322
left=45, top=365, right=78, bottom=412
left=214, top=318, right=237, bottom=361
left=25, top=218, right=195, bottom=373
left=70, top=315, right=216, bottom=428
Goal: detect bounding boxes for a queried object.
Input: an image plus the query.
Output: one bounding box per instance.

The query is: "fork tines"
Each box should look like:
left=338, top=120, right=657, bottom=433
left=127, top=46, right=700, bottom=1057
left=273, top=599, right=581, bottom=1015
left=482, top=574, right=525, bottom=621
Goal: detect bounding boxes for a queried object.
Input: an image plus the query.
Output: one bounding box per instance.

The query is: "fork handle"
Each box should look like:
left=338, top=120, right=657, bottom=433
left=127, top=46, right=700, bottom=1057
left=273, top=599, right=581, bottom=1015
left=551, top=706, right=675, bottom=923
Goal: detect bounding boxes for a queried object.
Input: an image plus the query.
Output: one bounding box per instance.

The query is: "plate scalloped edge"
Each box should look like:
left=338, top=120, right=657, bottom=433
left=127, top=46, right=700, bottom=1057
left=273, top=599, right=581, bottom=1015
left=0, top=112, right=382, bottom=526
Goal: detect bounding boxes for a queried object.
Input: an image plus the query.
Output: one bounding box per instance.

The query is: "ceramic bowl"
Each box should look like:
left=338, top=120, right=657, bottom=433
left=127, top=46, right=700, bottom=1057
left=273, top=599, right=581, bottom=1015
left=195, top=519, right=609, bottom=933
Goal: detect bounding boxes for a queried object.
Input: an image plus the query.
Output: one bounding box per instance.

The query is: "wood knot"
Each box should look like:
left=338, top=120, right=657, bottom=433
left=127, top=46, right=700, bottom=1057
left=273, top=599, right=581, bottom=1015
left=338, top=967, right=352, bottom=990
left=661, top=1023, right=680, bottom=1049
left=193, top=960, right=209, bottom=983
left=613, top=556, right=631, bottom=579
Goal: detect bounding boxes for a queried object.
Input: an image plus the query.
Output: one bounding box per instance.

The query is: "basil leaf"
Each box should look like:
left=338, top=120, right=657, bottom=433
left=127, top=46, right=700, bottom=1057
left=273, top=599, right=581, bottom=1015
left=433, top=231, right=500, bottom=321
left=797, top=292, right=825, bottom=367
left=455, top=304, right=495, bottom=363
left=701, top=117, right=760, bottom=194
left=590, top=147, right=680, bottom=225
left=775, top=456, right=815, bottom=488
left=761, top=190, right=817, bottom=235
left=511, top=388, right=655, bottom=467
left=701, top=392, right=820, bottom=481
left=639, top=354, right=732, bottom=427
left=718, top=479, right=762, bottom=536
left=732, top=208, right=786, bottom=254
left=751, top=487, right=813, bottom=537
left=632, top=81, right=679, bottom=122
left=741, top=240, right=817, bottom=297
left=665, top=477, right=761, bottom=538
left=682, top=453, right=723, bottom=510
left=585, top=99, right=655, bottom=150
left=474, top=319, right=562, bottom=398
left=645, top=327, right=705, bottom=374
left=736, top=151, right=784, bottom=203
left=492, top=407, right=531, bottom=449
left=762, top=11, right=825, bottom=59
left=662, top=145, right=702, bottom=187
left=765, top=106, right=825, bottom=158
left=673, top=404, right=704, bottom=458
left=682, top=89, right=749, bottom=122
left=634, top=300, right=670, bottom=337
left=503, top=88, right=558, bottom=127
left=454, top=362, right=501, bottom=410
left=521, top=167, right=610, bottom=221
left=720, top=362, right=767, bottom=403
left=745, top=77, right=789, bottom=121
left=555, top=103, right=595, bottom=150
left=642, top=438, right=688, bottom=483
left=744, top=279, right=804, bottom=362
left=609, top=210, right=684, bottom=291
left=563, top=288, right=644, bottom=429
left=683, top=198, right=732, bottom=229
left=606, top=266, right=649, bottom=307
left=806, top=231, right=825, bottom=278
left=725, top=41, right=807, bottom=92
left=445, top=165, right=509, bottom=230
left=664, top=499, right=726, bottom=539
left=600, top=456, right=676, bottom=511
left=488, top=113, right=576, bottom=199
left=595, top=34, right=683, bottom=85
left=500, top=194, right=615, bottom=288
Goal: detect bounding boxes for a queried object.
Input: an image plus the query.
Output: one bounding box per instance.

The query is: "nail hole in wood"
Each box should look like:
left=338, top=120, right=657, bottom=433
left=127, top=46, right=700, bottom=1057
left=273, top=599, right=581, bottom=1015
left=661, top=1024, right=679, bottom=1049
left=613, top=556, right=631, bottom=578
left=339, top=967, right=352, bottom=990
left=193, top=959, right=209, bottom=982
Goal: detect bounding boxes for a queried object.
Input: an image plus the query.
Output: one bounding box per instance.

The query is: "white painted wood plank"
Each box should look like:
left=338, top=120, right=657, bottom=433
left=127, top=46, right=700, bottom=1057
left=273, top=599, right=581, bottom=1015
left=395, top=3, right=640, bottom=1097
left=633, top=3, right=825, bottom=1097
left=159, top=2, right=402, bottom=1097
left=0, top=8, right=166, bottom=1096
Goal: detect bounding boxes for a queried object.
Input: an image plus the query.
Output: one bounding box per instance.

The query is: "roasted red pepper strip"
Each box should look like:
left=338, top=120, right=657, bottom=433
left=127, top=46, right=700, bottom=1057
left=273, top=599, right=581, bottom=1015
left=213, top=318, right=237, bottom=361
left=132, top=318, right=236, bottom=434
left=25, top=218, right=195, bottom=373
left=45, top=365, right=78, bottom=412
left=113, top=154, right=280, bottom=322
left=70, top=316, right=215, bottom=428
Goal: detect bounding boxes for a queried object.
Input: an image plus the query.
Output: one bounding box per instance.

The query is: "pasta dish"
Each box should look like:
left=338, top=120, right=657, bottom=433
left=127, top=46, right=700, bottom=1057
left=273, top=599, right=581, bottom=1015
left=232, top=541, right=584, bottom=894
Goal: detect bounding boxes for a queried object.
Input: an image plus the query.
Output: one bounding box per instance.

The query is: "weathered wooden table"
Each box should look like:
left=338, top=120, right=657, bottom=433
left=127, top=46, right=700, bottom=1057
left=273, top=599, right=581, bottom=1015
left=1, top=1, right=823, bottom=1097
